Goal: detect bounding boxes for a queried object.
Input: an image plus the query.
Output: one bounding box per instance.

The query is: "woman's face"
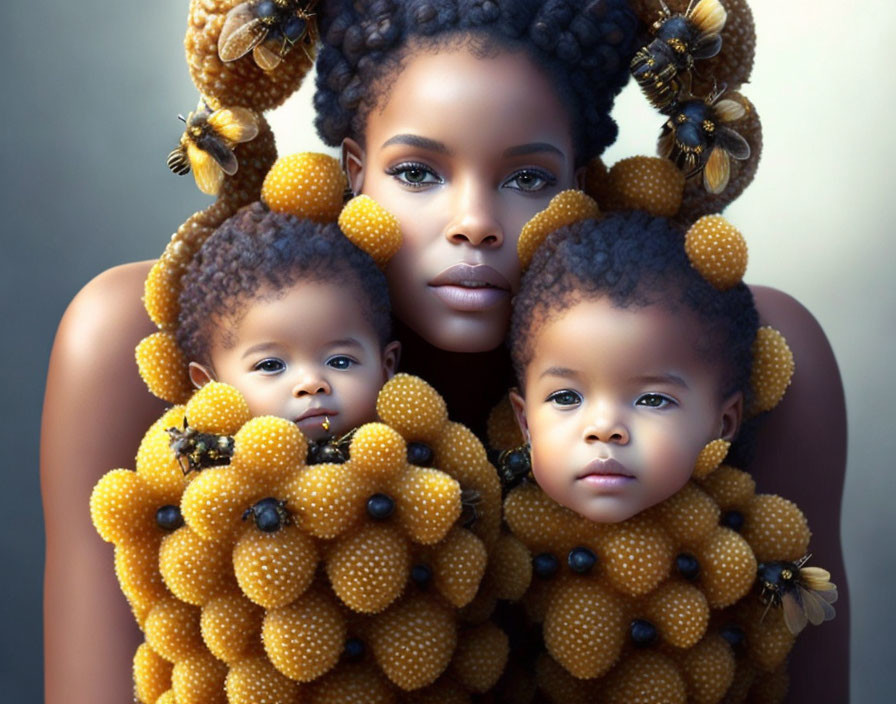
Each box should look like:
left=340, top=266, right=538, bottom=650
left=345, top=46, right=580, bottom=353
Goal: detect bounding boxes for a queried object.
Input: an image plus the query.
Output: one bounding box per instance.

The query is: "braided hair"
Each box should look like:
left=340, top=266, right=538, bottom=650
left=313, top=0, right=638, bottom=166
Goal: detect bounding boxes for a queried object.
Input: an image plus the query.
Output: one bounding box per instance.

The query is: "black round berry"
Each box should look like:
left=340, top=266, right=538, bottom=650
left=630, top=619, right=658, bottom=647
left=156, top=505, right=183, bottom=531
left=407, top=442, right=434, bottom=467
left=318, top=443, right=348, bottom=464
left=411, top=564, right=433, bottom=587
left=504, top=449, right=529, bottom=476
left=344, top=638, right=365, bottom=660
left=721, top=623, right=745, bottom=648
left=367, top=493, right=395, bottom=520
left=676, top=553, right=700, bottom=580
left=721, top=510, right=745, bottom=532
left=567, top=547, right=598, bottom=574
left=256, top=506, right=282, bottom=533
left=533, top=553, right=560, bottom=579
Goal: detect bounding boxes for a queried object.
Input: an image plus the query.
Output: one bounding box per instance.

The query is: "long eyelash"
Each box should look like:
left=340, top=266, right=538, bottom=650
left=507, top=168, right=557, bottom=190
left=384, top=161, right=440, bottom=188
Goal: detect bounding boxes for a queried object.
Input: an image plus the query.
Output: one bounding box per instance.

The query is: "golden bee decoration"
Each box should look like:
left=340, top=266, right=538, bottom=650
left=166, top=101, right=260, bottom=196
left=758, top=554, right=838, bottom=635
left=218, top=0, right=318, bottom=71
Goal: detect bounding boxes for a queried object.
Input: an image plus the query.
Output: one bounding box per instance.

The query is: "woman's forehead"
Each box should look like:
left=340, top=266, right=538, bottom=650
left=364, top=46, right=575, bottom=156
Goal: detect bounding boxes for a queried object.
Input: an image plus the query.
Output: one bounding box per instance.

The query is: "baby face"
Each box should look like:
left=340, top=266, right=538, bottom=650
left=511, top=297, right=741, bottom=523
left=194, top=280, right=399, bottom=441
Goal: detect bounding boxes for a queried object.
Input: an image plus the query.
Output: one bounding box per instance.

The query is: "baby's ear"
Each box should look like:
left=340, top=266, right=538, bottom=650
left=381, top=341, right=401, bottom=380
left=719, top=391, right=744, bottom=441
left=188, top=362, right=216, bottom=389
left=508, top=388, right=530, bottom=444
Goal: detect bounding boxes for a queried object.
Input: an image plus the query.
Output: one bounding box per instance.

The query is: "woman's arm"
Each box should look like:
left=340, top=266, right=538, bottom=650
left=749, top=285, right=850, bottom=702
left=41, top=261, right=168, bottom=704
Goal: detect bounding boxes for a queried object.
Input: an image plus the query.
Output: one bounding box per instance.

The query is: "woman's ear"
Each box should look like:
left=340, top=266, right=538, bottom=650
left=719, top=392, right=744, bottom=441
left=188, top=362, right=216, bottom=389
left=508, top=388, right=531, bottom=444
left=381, top=341, right=402, bottom=380
left=342, top=138, right=366, bottom=196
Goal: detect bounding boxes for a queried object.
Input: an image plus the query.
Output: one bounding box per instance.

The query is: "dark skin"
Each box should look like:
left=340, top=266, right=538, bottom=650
left=42, top=50, right=848, bottom=704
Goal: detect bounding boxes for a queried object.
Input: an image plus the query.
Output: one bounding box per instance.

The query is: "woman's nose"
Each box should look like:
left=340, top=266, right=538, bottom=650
left=444, top=177, right=503, bottom=247
left=292, top=372, right=331, bottom=397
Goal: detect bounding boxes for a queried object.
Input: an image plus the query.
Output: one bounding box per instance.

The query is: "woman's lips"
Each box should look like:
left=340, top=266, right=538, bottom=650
left=428, top=264, right=511, bottom=312
left=577, top=458, right=635, bottom=489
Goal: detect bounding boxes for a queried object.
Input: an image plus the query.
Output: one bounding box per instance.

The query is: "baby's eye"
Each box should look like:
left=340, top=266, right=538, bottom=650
left=386, top=162, right=441, bottom=188
left=254, top=358, right=285, bottom=374
left=547, top=389, right=582, bottom=407
left=636, top=393, right=675, bottom=408
left=503, top=168, right=557, bottom=193
left=326, top=355, right=355, bottom=370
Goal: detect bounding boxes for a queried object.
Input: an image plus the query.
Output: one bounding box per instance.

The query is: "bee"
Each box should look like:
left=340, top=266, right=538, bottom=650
left=496, top=445, right=532, bottom=491
left=758, top=555, right=838, bottom=635
left=218, top=0, right=318, bottom=72
left=658, top=88, right=750, bottom=193
left=305, top=427, right=357, bottom=465
left=242, top=497, right=292, bottom=533
left=630, top=0, right=728, bottom=110
left=166, top=101, right=259, bottom=196
left=166, top=418, right=235, bottom=475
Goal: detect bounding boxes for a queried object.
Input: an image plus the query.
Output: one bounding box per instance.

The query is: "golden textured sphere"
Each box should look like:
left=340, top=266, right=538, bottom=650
left=262, top=152, right=346, bottom=222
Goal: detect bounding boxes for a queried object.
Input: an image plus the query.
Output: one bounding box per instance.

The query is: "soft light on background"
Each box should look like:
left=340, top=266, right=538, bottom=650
left=1, top=0, right=892, bottom=700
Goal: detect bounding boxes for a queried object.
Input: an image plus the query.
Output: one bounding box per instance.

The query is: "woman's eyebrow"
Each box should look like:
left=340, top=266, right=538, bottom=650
left=503, top=142, right=565, bottom=159
left=381, top=134, right=453, bottom=155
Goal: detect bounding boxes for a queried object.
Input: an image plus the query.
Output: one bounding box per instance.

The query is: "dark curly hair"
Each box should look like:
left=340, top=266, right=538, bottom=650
left=510, top=211, right=759, bottom=402
left=177, top=202, right=392, bottom=363
left=313, top=0, right=638, bottom=165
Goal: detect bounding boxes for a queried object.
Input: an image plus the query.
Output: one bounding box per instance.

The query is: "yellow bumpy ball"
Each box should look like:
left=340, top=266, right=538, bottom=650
left=133, top=642, right=173, bottom=704
left=749, top=326, right=795, bottom=415
left=224, top=656, right=300, bottom=704
left=144, top=596, right=205, bottom=663
left=698, top=464, right=756, bottom=511
left=740, top=494, right=811, bottom=563
left=543, top=578, right=626, bottom=679
left=684, top=215, right=749, bottom=290
left=646, top=482, right=720, bottom=547
left=692, top=438, right=731, bottom=479
left=261, top=152, right=347, bottom=222
left=135, top=331, right=193, bottom=404
left=429, top=526, right=489, bottom=608
left=376, top=372, right=449, bottom=442
left=518, top=190, right=600, bottom=269
left=645, top=580, right=710, bottom=648
left=369, top=593, right=458, bottom=690
left=392, top=466, right=462, bottom=545
left=231, top=415, right=307, bottom=485
left=200, top=591, right=265, bottom=664
left=171, top=649, right=228, bottom=704
left=598, top=518, right=675, bottom=596
left=325, top=523, right=410, bottom=614
left=338, top=195, right=403, bottom=267
left=233, top=523, right=319, bottom=608
left=158, top=525, right=236, bottom=606
left=262, top=587, right=347, bottom=682
left=604, top=156, right=686, bottom=217
left=602, top=651, right=687, bottom=704
left=349, top=422, right=408, bottom=483
left=449, top=622, right=509, bottom=693
left=695, top=527, right=758, bottom=608
left=679, top=633, right=737, bottom=704
left=287, top=462, right=368, bottom=539
left=185, top=381, right=250, bottom=435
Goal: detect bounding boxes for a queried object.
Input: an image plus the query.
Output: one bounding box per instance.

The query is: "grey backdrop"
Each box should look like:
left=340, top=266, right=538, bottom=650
left=3, top=0, right=894, bottom=701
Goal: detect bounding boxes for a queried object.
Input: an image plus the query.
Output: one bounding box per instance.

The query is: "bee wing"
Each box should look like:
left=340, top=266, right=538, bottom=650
left=782, top=591, right=809, bottom=635
left=218, top=3, right=268, bottom=62
left=186, top=141, right=225, bottom=195
left=253, top=40, right=284, bottom=71
left=691, top=34, right=723, bottom=60
left=703, top=146, right=730, bottom=193
left=207, top=107, right=259, bottom=144
left=714, top=99, right=746, bottom=123
left=799, top=585, right=837, bottom=625
left=688, top=0, right=727, bottom=37
left=715, top=127, right=751, bottom=161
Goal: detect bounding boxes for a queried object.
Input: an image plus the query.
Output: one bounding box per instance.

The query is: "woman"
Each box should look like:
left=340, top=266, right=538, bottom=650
left=42, top=1, right=848, bottom=701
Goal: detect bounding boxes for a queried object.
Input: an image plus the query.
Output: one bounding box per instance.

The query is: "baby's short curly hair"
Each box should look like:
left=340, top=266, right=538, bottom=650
left=510, top=211, right=759, bottom=399
left=313, top=0, right=638, bottom=165
left=177, top=202, right=392, bottom=363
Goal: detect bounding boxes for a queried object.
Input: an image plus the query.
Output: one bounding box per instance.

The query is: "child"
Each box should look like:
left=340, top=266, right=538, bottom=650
left=509, top=211, right=758, bottom=523
left=177, top=202, right=401, bottom=441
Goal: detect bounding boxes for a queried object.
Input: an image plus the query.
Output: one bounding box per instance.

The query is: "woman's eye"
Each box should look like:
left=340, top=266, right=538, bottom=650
left=254, top=358, right=285, bottom=374
left=636, top=393, right=675, bottom=408
left=386, top=162, right=441, bottom=188
left=327, top=356, right=355, bottom=370
left=504, top=169, right=556, bottom=192
left=547, top=389, right=581, bottom=406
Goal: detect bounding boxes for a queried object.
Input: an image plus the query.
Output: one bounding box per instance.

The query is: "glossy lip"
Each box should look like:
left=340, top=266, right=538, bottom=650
left=294, top=408, right=337, bottom=424
left=428, top=264, right=512, bottom=312
left=577, top=458, right=636, bottom=481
